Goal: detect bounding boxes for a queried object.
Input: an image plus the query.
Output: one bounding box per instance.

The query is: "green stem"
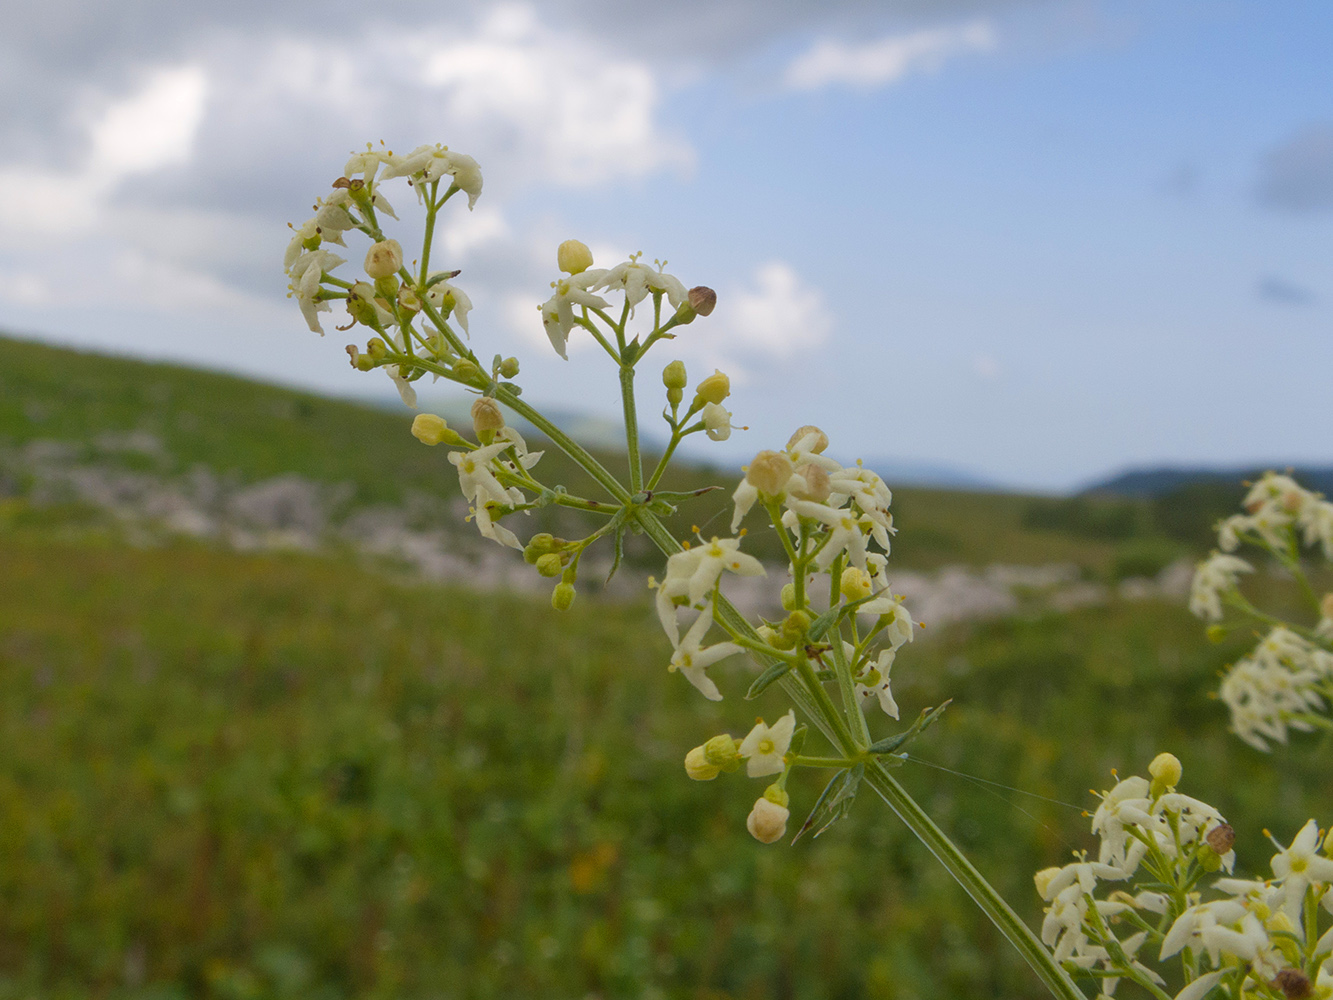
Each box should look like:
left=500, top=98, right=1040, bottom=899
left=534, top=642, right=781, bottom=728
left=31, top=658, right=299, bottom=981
left=860, top=763, right=1087, bottom=1000
left=645, top=428, right=683, bottom=492
left=620, top=364, right=644, bottom=493
left=419, top=180, right=440, bottom=284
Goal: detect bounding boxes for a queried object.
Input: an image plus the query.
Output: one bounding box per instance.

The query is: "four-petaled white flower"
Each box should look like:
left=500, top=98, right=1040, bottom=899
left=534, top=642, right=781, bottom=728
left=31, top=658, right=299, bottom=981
left=540, top=270, right=610, bottom=359
left=382, top=144, right=484, bottom=208
left=286, top=247, right=345, bottom=334
left=594, top=254, right=686, bottom=311
left=668, top=602, right=742, bottom=702
left=1269, top=819, right=1333, bottom=919
left=739, top=711, right=796, bottom=777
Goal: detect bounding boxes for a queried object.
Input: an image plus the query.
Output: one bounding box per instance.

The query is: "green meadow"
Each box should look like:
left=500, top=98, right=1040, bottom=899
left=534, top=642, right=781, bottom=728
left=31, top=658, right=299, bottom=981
left=1, top=334, right=1329, bottom=999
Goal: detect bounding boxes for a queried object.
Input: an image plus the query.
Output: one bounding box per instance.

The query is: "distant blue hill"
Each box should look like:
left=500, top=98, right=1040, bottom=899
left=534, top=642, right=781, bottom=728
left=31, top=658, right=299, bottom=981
left=1084, top=465, right=1333, bottom=498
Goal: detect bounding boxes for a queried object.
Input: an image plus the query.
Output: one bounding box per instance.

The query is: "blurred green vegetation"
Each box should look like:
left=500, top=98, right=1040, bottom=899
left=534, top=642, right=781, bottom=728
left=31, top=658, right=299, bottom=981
left=2, top=527, right=1331, bottom=1000
left=4, top=333, right=1330, bottom=999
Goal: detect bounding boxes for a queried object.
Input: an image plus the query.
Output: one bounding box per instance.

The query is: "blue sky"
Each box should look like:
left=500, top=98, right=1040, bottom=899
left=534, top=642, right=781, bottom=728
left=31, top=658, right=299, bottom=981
left=0, top=0, right=1328, bottom=490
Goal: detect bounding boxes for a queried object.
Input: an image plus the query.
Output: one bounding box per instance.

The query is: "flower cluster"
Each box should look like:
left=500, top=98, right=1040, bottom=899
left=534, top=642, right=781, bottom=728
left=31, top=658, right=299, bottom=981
left=1188, top=472, right=1333, bottom=750
left=656, top=426, right=927, bottom=844
left=1035, top=754, right=1333, bottom=1000
left=685, top=712, right=799, bottom=843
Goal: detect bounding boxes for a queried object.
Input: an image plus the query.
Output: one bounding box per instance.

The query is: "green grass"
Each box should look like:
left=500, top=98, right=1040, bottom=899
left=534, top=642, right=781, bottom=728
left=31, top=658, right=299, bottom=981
left=2, top=529, right=1330, bottom=1000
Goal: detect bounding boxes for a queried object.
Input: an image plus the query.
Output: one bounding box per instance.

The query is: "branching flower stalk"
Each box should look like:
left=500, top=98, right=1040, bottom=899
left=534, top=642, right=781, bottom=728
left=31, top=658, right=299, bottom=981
left=285, top=140, right=1084, bottom=999
left=1188, top=473, right=1333, bottom=750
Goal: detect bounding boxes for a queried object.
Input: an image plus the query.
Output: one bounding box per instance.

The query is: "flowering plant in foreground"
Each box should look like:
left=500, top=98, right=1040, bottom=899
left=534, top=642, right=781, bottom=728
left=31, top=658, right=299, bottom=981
left=1035, top=753, right=1333, bottom=1000
left=285, top=139, right=1143, bottom=1000
left=1188, top=473, right=1333, bottom=750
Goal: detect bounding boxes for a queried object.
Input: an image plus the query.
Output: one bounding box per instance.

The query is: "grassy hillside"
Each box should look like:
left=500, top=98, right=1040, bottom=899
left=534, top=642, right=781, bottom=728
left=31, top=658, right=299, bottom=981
left=0, top=334, right=1203, bottom=577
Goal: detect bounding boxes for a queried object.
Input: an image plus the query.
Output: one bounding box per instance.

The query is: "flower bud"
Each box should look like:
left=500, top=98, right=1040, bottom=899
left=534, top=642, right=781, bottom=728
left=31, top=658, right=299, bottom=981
left=746, top=450, right=794, bottom=497
left=1272, top=968, right=1313, bottom=1000
left=452, top=359, right=484, bottom=385
left=687, top=286, right=716, bottom=317
left=536, top=553, right=563, bottom=577
left=1033, top=867, right=1062, bottom=900
left=787, top=425, right=829, bottom=454
left=662, top=360, right=688, bottom=390
left=366, top=337, right=388, bottom=360
left=499, top=357, right=520, bottom=379
left=557, top=239, right=594, bottom=275
left=694, top=369, right=730, bottom=406
left=684, top=746, right=720, bottom=781
left=346, top=282, right=383, bottom=328
left=703, top=734, right=742, bottom=771
left=746, top=793, right=790, bottom=844
left=1205, top=822, right=1235, bottom=855
left=397, top=283, right=421, bottom=316
left=471, top=398, right=505, bottom=441
left=780, top=583, right=797, bottom=611
left=789, top=463, right=831, bottom=503
left=551, top=582, right=576, bottom=611
left=411, top=413, right=457, bottom=446
left=1148, top=753, right=1182, bottom=795
left=1205, top=624, right=1228, bottom=643
left=364, top=239, right=403, bottom=280
left=841, top=567, right=873, bottom=602
left=781, top=610, right=810, bottom=642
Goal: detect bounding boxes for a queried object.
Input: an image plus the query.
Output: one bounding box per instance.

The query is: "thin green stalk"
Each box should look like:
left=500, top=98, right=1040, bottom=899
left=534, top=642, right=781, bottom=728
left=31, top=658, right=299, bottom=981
left=645, top=428, right=683, bottom=492
left=620, top=365, right=644, bottom=493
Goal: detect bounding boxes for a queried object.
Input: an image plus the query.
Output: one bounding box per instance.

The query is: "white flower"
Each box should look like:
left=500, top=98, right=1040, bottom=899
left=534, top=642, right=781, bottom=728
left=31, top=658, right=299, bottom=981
left=658, top=537, right=766, bottom=618
left=702, top=402, right=739, bottom=441
left=1091, top=776, right=1156, bottom=871
left=473, top=503, right=521, bottom=549
left=387, top=366, right=418, bottom=408
left=593, top=254, right=687, bottom=311
left=853, top=646, right=900, bottom=719
left=448, top=440, right=519, bottom=508
left=739, top=711, right=796, bottom=777
left=425, top=276, right=473, bottom=335
left=1299, top=498, right=1333, bottom=559
left=539, top=270, right=610, bottom=359
left=285, top=247, right=345, bottom=334
left=786, top=499, right=870, bottom=570
left=1188, top=552, right=1254, bottom=621
left=668, top=602, right=742, bottom=701
left=382, top=144, right=484, bottom=208
left=1270, top=820, right=1333, bottom=920
left=344, top=145, right=390, bottom=182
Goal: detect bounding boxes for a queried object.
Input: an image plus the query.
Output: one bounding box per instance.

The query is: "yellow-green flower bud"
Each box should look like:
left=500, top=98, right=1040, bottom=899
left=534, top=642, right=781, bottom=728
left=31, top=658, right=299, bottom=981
left=694, top=369, right=730, bottom=406
left=557, top=239, right=594, bottom=275
left=688, top=286, right=716, bottom=317
left=840, top=567, right=872, bottom=602
left=373, top=274, right=399, bottom=299
left=1205, top=624, right=1228, bottom=643
left=780, top=583, right=797, bottom=611
left=787, top=425, right=830, bottom=454
left=364, top=239, right=403, bottom=280
left=746, top=450, right=794, bottom=497
left=453, top=359, right=484, bottom=385
left=684, top=746, right=719, bottom=781
left=663, top=360, right=688, bottom=390
left=499, top=357, right=520, bottom=379
left=366, top=337, right=388, bottom=360
left=1148, top=752, right=1182, bottom=796
left=410, top=413, right=453, bottom=446
left=536, top=553, right=563, bottom=577
left=703, top=734, right=742, bottom=771
left=551, top=581, right=576, bottom=611
left=471, top=397, right=505, bottom=441
left=781, top=610, right=810, bottom=642
left=346, top=282, right=382, bottom=328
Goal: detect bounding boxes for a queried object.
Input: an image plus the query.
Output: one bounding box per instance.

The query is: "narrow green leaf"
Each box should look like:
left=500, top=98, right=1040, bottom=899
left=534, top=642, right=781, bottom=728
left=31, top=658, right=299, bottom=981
left=746, top=660, right=792, bottom=700
left=867, top=700, right=952, bottom=755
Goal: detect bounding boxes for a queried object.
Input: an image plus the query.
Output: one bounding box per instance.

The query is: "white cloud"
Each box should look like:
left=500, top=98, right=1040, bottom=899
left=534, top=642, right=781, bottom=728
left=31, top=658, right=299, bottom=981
left=725, top=261, right=832, bottom=359
left=442, top=205, right=511, bottom=258
left=0, top=65, right=209, bottom=236
left=786, top=20, right=995, bottom=91
left=89, top=66, right=208, bottom=177
left=416, top=4, right=693, bottom=185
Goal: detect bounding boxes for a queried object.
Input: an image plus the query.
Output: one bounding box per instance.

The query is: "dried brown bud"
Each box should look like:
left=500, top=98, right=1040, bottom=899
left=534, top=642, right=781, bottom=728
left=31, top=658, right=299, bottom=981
left=746, top=450, right=794, bottom=497
left=364, top=239, right=403, bottom=280
left=687, top=286, right=716, bottom=317
left=789, top=463, right=831, bottom=503
left=1273, top=968, right=1313, bottom=1000
left=1205, top=823, right=1235, bottom=855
